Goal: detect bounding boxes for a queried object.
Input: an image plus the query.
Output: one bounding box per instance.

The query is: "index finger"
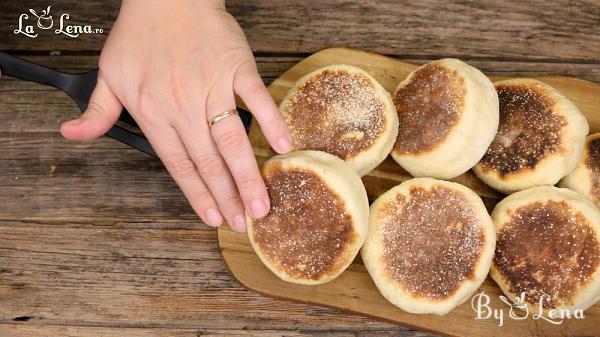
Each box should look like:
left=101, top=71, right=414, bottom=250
left=234, top=61, right=292, bottom=154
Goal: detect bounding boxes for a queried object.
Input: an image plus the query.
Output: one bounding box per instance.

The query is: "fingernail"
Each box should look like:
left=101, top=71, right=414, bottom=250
left=205, top=208, right=223, bottom=227
left=250, top=199, right=269, bottom=218
left=232, top=214, right=247, bottom=232
left=277, top=136, right=292, bottom=153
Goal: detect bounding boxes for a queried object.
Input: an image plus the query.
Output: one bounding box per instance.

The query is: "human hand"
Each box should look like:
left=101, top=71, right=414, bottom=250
left=60, top=0, right=292, bottom=232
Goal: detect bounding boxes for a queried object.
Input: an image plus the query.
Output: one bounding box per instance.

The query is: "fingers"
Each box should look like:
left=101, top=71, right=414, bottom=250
left=140, top=119, right=224, bottom=228
left=234, top=61, right=292, bottom=154
left=176, top=117, right=248, bottom=232
left=60, top=73, right=122, bottom=141
left=206, top=84, right=270, bottom=225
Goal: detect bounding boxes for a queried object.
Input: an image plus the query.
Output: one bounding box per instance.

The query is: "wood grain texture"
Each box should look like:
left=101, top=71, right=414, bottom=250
left=1, top=0, right=600, bottom=62
left=219, top=48, right=600, bottom=337
left=0, top=223, right=420, bottom=335
left=0, top=324, right=434, bottom=337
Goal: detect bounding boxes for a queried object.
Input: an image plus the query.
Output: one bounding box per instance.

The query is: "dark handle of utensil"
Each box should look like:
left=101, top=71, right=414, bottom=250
left=105, top=123, right=157, bottom=157
left=0, top=52, right=253, bottom=159
left=0, top=53, right=153, bottom=157
left=0, top=52, right=71, bottom=89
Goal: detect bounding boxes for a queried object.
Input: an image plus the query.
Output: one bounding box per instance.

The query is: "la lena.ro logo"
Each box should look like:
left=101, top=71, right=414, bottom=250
left=14, top=5, right=104, bottom=38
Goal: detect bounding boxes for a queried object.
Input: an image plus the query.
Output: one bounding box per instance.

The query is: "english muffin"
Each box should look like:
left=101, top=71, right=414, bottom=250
left=491, top=186, right=600, bottom=314
left=390, top=59, right=499, bottom=179
left=560, top=133, right=600, bottom=208
left=247, top=150, right=369, bottom=285
left=279, top=65, right=398, bottom=176
left=474, top=79, right=589, bottom=194
left=361, top=178, right=496, bottom=315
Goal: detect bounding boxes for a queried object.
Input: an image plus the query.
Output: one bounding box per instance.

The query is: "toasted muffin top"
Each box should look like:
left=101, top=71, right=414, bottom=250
left=494, top=200, right=600, bottom=308
left=393, top=63, right=466, bottom=155
left=281, top=68, right=387, bottom=160
left=478, top=82, right=566, bottom=177
left=376, top=184, right=485, bottom=300
left=251, top=164, right=357, bottom=280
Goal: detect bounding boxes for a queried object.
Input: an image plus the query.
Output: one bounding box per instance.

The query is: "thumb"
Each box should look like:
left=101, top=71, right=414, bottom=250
left=60, top=74, right=122, bottom=141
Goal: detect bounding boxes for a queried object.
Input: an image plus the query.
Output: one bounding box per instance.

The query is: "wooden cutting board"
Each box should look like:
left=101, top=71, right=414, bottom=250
left=218, top=48, right=600, bottom=337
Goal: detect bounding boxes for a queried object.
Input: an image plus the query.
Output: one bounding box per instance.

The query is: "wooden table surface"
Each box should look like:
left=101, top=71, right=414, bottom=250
left=0, top=1, right=598, bottom=336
